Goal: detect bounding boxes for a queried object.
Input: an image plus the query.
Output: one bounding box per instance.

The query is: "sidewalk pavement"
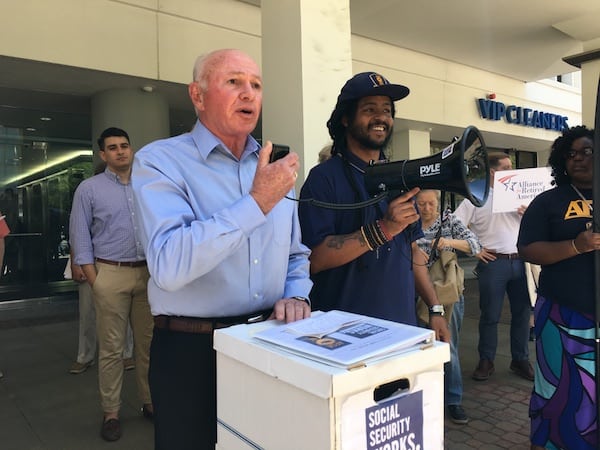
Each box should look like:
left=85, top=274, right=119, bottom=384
left=0, top=276, right=535, bottom=449
left=447, top=277, right=534, bottom=449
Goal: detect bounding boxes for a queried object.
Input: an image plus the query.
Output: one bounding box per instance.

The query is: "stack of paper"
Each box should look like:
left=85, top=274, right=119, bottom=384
left=253, top=310, right=435, bottom=369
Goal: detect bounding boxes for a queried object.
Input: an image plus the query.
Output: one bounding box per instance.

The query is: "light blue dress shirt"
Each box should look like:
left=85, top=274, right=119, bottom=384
left=70, top=168, right=145, bottom=266
left=131, top=121, right=312, bottom=318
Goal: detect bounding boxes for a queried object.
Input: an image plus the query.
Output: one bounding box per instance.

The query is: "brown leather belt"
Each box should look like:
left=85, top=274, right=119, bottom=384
left=153, top=309, right=272, bottom=335
left=95, top=257, right=147, bottom=267
left=493, top=253, right=520, bottom=260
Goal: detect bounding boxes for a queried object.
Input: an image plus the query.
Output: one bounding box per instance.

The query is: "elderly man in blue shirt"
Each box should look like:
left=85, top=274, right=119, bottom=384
left=132, top=48, right=312, bottom=450
left=69, top=127, right=154, bottom=442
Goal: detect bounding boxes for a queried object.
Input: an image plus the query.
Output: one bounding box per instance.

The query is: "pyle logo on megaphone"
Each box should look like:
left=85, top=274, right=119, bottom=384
left=419, top=163, right=441, bottom=177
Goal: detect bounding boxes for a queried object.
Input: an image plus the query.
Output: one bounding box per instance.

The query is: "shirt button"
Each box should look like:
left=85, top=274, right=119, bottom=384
left=253, top=293, right=260, bottom=299
left=253, top=259, right=259, bottom=265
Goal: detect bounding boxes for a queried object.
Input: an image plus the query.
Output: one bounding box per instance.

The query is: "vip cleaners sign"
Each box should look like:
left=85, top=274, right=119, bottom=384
left=365, top=391, right=423, bottom=450
left=476, top=98, right=568, bottom=131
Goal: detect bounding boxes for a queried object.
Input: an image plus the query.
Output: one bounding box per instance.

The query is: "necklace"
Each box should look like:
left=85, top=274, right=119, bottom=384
left=347, top=160, right=365, bottom=174
left=337, top=153, right=365, bottom=173
left=571, top=184, right=593, bottom=212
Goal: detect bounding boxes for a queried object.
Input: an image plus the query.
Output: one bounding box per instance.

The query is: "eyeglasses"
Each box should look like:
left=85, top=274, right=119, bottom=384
left=565, top=147, right=593, bottom=159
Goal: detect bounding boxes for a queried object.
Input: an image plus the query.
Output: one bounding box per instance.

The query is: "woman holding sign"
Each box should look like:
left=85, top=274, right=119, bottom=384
left=518, top=125, right=600, bottom=450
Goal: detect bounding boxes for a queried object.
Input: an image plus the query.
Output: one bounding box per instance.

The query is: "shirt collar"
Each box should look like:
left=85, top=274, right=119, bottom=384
left=191, top=120, right=260, bottom=161
left=339, top=147, right=387, bottom=171
left=103, top=167, right=128, bottom=185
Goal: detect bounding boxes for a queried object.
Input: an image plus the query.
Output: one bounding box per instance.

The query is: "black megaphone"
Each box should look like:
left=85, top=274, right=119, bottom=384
left=364, top=125, right=490, bottom=206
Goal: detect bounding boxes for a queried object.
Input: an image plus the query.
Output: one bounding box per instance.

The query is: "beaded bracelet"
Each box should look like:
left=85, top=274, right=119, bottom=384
left=376, top=220, right=392, bottom=241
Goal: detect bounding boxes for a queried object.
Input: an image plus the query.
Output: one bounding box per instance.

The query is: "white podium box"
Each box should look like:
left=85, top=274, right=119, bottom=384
left=214, top=313, right=449, bottom=450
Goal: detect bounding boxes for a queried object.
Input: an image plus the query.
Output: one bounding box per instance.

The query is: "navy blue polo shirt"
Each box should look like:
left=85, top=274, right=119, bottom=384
left=298, top=151, right=423, bottom=325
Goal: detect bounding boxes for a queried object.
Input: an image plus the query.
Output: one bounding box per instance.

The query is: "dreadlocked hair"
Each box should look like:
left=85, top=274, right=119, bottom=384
left=327, top=99, right=357, bottom=156
left=548, top=125, right=594, bottom=187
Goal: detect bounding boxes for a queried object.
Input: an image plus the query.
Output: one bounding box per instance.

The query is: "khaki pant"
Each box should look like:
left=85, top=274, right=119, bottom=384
left=93, top=261, right=153, bottom=413
left=76, top=281, right=134, bottom=364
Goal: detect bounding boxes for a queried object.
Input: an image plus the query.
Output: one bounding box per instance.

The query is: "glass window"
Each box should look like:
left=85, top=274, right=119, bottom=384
left=0, top=128, right=92, bottom=301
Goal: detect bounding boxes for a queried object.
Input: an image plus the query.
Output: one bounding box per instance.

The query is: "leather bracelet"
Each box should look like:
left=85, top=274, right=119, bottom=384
left=359, top=226, right=374, bottom=251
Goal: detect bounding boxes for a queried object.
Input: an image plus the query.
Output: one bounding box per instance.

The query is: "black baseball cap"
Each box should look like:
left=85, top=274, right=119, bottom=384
left=336, top=72, right=410, bottom=103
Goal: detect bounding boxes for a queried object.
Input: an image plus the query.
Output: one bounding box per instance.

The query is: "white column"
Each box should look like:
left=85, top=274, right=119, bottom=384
left=260, top=0, right=353, bottom=182
left=391, top=128, right=431, bottom=161
left=564, top=49, right=600, bottom=128
left=91, top=88, right=169, bottom=159
left=580, top=59, right=600, bottom=127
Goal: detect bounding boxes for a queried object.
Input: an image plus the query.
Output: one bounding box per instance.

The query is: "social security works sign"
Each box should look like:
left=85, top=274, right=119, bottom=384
left=365, top=390, right=423, bottom=450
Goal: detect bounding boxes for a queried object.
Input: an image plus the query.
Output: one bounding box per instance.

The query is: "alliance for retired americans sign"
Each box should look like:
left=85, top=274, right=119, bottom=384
left=492, top=167, right=553, bottom=213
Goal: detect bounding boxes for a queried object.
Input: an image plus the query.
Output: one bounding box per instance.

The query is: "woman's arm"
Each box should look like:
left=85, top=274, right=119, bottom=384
left=518, top=240, right=578, bottom=265
left=519, top=228, right=600, bottom=265
left=436, top=236, right=472, bottom=254
left=435, top=213, right=482, bottom=255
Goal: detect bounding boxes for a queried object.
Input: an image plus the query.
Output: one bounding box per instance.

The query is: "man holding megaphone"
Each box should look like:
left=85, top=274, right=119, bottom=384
left=298, top=72, right=449, bottom=343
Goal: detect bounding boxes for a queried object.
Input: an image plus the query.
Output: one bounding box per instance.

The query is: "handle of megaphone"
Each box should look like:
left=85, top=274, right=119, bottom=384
left=386, top=187, right=421, bottom=236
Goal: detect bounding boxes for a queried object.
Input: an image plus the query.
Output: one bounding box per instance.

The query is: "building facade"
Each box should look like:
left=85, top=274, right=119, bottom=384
left=0, top=0, right=590, bottom=304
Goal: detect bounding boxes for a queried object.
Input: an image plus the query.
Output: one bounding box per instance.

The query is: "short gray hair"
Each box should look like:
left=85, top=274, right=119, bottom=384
left=192, top=53, right=211, bottom=90
left=416, top=189, right=440, bottom=202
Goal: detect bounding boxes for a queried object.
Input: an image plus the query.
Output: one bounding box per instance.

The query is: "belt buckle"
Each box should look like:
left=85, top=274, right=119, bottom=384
left=247, top=314, right=265, bottom=324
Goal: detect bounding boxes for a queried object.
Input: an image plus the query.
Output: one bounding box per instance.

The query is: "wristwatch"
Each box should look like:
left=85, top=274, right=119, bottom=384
left=292, top=296, right=311, bottom=307
left=428, top=304, right=445, bottom=317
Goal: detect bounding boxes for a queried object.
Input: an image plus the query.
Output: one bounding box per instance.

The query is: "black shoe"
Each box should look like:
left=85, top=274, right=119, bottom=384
left=510, top=359, right=534, bottom=381
left=448, top=405, right=469, bottom=424
left=141, top=404, right=154, bottom=422
left=100, top=418, right=121, bottom=441
left=472, top=359, right=495, bottom=381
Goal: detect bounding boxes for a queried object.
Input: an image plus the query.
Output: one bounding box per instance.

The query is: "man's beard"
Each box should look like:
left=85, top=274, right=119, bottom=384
left=347, top=122, right=392, bottom=150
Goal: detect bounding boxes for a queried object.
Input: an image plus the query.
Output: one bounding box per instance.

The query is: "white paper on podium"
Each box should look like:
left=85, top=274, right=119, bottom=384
left=253, top=310, right=434, bottom=369
left=492, top=167, right=553, bottom=213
